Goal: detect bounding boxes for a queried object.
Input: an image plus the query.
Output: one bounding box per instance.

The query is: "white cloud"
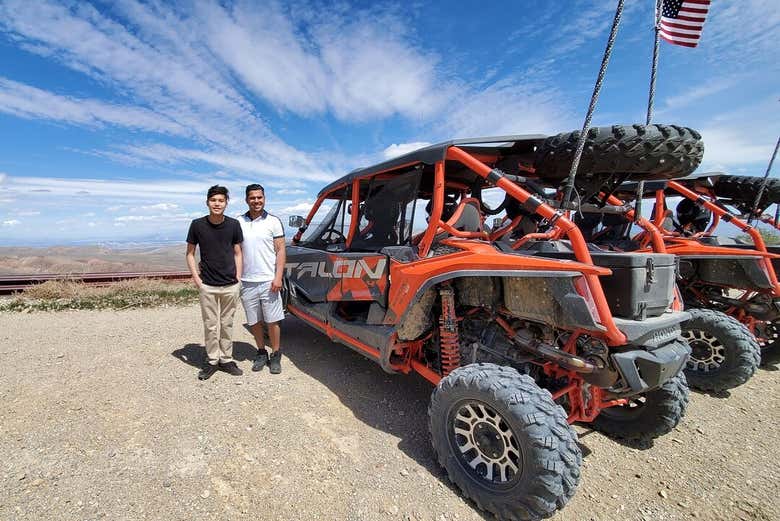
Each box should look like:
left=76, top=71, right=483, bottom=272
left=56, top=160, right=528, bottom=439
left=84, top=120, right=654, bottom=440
left=0, top=78, right=188, bottom=136
left=280, top=202, right=316, bottom=215
left=659, top=79, right=737, bottom=113
left=276, top=188, right=306, bottom=195
left=87, top=221, right=96, bottom=227
left=199, top=2, right=447, bottom=121
left=2, top=219, right=20, bottom=226
left=135, top=203, right=179, bottom=211
left=17, top=210, right=40, bottom=216
left=698, top=127, right=776, bottom=167
left=0, top=172, right=7, bottom=184
left=383, top=142, right=431, bottom=160
left=443, top=80, right=570, bottom=137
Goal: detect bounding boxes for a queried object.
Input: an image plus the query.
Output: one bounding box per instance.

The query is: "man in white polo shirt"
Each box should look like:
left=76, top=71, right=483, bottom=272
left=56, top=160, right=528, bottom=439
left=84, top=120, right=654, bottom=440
left=239, top=184, right=287, bottom=374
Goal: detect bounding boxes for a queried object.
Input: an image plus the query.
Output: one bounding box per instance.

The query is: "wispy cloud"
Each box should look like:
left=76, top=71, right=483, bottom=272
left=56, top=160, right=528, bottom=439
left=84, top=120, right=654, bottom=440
left=0, top=78, right=187, bottom=135
left=383, top=142, right=432, bottom=160
left=2, top=219, right=21, bottom=226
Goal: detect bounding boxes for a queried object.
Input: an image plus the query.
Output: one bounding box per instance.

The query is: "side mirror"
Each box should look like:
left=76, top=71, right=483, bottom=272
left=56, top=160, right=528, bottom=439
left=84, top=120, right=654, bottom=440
left=289, top=215, right=306, bottom=228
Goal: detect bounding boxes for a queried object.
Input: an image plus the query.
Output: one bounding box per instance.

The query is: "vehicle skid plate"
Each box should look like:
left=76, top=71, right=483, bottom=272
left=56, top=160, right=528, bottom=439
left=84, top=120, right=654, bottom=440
left=611, top=340, right=691, bottom=395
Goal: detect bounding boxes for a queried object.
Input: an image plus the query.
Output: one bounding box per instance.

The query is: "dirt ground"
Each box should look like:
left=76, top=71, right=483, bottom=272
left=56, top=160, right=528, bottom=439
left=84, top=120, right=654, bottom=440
left=1, top=305, right=778, bottom=521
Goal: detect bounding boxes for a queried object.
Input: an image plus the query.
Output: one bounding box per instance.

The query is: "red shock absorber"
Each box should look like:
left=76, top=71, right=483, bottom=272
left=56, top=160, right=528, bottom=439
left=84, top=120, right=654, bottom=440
left=438, top=284, right=461, bottom=376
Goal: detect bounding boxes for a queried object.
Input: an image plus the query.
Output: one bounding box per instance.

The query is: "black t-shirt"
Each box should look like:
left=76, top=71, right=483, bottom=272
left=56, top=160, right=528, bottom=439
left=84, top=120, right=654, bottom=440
left=186, top=216, right=243, bottom=286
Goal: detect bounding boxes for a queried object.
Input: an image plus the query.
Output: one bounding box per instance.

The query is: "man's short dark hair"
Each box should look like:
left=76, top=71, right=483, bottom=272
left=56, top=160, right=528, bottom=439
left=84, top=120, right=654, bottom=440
left=207, top=185, right=229, bottom=200
left=245, top=184, right=265, bottom=196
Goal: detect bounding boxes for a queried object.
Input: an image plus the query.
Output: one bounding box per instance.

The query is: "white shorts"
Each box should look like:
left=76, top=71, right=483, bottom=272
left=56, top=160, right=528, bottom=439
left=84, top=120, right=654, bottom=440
left=240, top=280, right=285, bottom=325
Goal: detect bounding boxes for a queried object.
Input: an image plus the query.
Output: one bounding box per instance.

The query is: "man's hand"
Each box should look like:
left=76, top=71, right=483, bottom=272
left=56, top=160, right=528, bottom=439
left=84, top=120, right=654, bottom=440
left=193, top=275, right=203, bottom=289
left=271, top=276, right=283, bottom=292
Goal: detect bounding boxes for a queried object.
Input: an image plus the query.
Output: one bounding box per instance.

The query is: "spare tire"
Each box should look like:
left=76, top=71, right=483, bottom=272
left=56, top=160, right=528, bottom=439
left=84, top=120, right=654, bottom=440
left=533, top=124, right=704, bottom=181
left=713, top=175, right=780, bottom=213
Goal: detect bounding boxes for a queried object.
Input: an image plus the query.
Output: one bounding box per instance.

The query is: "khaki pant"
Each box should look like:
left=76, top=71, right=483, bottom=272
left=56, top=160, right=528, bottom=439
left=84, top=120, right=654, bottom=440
left=199, top=282, right=240, bottom=364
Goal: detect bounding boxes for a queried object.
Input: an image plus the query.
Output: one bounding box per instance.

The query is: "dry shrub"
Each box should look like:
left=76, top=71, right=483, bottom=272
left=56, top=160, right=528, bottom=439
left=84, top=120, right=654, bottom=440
left=3, top=277, right=198, bottom=312
left=24, top=279, right=85, bottom=299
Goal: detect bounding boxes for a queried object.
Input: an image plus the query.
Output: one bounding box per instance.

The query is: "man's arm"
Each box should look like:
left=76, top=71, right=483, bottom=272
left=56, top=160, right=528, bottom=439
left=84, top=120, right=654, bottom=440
left=271, top=236, right=286, bottom=292
left=234, top=243, right=243, bottom=282
left=185, top=243, right=202, bottom=288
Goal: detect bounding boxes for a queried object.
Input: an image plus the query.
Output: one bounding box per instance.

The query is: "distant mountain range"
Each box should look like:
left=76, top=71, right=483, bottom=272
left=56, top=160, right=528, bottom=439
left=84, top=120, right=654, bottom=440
left=0, top=243, right=187, bottom=275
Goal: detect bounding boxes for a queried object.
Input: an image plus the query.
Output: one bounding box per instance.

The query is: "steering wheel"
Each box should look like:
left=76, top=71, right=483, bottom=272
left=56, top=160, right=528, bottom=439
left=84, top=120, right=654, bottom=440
left=321, top=228, right=346, bottom=244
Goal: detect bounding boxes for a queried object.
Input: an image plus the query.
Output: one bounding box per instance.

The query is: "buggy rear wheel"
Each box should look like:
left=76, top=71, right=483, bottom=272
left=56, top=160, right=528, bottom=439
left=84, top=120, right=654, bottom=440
left=429, top=363, right=581, bottom=521
left=590, top=373, right=689, bottom=442
left=681, top=309, right=760, bottom=391
left=757, top=320, right=780, bottom=366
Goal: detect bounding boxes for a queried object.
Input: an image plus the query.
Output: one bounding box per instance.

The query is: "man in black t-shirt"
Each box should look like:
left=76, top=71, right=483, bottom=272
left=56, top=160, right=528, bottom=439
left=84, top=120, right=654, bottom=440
left=186, top=185, right=244, bottom=380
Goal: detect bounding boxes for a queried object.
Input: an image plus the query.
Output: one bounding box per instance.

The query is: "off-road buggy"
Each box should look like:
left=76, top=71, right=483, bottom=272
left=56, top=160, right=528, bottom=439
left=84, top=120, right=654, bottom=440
left=570, top=172, right=778, bottom=381
left=285, top=124, right=700, bottom=521
left=537, top=173, right=770, bottom=392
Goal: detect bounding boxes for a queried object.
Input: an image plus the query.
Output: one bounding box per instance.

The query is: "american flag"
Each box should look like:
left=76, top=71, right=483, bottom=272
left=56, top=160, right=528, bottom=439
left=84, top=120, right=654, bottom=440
left=659, top=0, right=710, bottom=48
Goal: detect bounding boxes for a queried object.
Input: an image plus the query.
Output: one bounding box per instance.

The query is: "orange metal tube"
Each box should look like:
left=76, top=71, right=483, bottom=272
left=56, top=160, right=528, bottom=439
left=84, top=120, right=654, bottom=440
left=654, top=189, right=665, bottom=228
left=668, top=180, right=780, bottom=292
left=417, top=161, right=445, bottom=257
left=604, top=194, right=667, bottom=253
left=445, top=146, right=626, bottom=345
left=345, top=179, right=361, bottom=247
left=293, top=197, right=325, bottom=243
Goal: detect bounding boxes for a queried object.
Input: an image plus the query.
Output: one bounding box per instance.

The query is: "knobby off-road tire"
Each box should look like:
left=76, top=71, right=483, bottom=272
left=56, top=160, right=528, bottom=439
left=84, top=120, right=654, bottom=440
left=714, top=175, right=780, bottom=213
left=429, top=363, right=581, bottom=521
left=757, top=321, right=780, bottom=366
left=681, top=309, right=760, bottom=391
left=590, top=372, right=689, bottom=443
left=533, top=124, right=704, bottom=181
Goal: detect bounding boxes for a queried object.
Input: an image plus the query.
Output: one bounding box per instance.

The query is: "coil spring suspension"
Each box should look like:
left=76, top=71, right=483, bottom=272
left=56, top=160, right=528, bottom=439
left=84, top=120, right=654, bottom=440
left=438, top=285, right=461, bottom=376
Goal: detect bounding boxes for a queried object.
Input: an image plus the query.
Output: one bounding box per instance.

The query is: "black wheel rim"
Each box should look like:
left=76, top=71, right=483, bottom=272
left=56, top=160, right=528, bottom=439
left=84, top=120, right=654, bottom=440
left=682, top=329, right=725, bottom=372
left=448, top=399, right=523, bottom=488
left=757, top=321, right=779, bottom=351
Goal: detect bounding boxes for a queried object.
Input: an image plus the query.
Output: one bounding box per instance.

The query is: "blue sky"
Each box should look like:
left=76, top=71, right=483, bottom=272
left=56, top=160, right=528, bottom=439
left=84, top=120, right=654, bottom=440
left=0, top=0, right=777, bottom=245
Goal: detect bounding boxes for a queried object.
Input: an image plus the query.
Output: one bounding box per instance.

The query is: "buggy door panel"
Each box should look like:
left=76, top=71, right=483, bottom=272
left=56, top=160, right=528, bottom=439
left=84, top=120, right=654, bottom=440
left=285, top=246, right=337, bottom=303
left=325, top=252, right=389, bottom=306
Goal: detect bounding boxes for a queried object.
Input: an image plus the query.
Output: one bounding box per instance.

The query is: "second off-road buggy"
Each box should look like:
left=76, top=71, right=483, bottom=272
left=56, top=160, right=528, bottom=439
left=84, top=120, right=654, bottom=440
left=534, top=172, right=770, bottom=392
left=284, top=124, right=701, bottom=521
left=580, top=173, right=778, bottom=380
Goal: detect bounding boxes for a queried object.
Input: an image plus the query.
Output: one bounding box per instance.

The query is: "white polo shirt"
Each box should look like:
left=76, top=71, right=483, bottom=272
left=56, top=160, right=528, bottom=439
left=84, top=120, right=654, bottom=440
left=238, top=210, right=285, bottom=282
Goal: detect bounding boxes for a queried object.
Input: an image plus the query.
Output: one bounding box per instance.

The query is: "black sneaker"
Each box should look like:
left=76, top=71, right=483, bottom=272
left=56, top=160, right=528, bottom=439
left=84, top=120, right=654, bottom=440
left=252, top=349, right=269, bottom=372
left=219, top=361, right=243, bottom=376
left=269, top=351, right=282, bottom=374
left=198, top=363, right=218, bottom=380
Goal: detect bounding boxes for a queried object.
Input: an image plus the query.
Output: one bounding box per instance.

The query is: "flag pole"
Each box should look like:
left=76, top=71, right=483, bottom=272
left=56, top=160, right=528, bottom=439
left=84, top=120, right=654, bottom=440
left=635, top=1, right=662, bottom=223
left=748, top=135, right=780, bottom=225
left=561, top=0, right=625, bottom=207
left=646, top=0, right=663, bottom=125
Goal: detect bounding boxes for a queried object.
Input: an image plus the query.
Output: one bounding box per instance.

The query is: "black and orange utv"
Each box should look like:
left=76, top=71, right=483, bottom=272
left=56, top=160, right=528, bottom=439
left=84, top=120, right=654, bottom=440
left=557, top=170, right=780, bottom=392
left=284, top=125, right=701, bottom=521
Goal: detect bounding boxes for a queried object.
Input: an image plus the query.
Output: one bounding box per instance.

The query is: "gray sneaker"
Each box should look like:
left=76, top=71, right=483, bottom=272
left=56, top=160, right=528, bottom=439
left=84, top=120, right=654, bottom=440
left=252, top=349, right=269, bottom=372
left=269, top=351, right=282, bottom=374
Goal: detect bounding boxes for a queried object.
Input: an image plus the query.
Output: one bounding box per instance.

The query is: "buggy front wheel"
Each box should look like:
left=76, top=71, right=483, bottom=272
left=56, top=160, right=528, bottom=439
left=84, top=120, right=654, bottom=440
left=429, top=363, right=581, bottom=521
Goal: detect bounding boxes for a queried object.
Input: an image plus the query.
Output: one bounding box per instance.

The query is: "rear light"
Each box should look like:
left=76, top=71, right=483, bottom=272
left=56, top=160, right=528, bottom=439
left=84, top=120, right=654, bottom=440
left=573, top=276, right=602, bottom=325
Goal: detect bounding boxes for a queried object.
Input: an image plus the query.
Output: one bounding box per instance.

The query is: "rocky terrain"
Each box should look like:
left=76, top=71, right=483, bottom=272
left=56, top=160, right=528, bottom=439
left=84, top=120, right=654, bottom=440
left=1, top=305, right=778, bottom=521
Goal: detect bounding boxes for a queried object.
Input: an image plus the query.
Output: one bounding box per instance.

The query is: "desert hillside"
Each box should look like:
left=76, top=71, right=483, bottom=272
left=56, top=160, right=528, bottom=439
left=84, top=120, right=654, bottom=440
left=0, top=244, right=187, bottom=275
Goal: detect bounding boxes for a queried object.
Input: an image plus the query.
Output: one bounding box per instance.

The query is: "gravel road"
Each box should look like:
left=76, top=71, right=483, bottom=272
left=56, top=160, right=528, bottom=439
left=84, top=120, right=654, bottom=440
left=1, top=305, right=778, bottom=521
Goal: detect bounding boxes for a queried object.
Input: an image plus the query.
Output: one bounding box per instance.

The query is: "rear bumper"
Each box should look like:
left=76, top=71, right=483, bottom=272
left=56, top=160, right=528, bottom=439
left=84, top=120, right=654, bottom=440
left=611, top=339, right=691, bottom=395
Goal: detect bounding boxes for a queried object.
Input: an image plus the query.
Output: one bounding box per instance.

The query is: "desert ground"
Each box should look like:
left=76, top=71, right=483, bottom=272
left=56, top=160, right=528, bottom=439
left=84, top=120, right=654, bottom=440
left=1, top=305, right=778, bottom=521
